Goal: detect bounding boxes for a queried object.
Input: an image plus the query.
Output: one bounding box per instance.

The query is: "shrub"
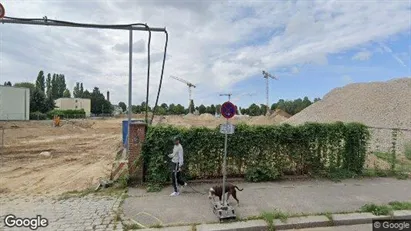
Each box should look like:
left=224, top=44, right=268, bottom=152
left=405, top=142, right=411, bottom=161
left=30, top=111, right=47, bottom=120
left=47, top=109, right=86, bottom=119
left=141, top=122, right=370, bottom=185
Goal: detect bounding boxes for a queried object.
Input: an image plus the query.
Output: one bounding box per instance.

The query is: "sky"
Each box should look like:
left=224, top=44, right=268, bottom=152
left=0, top=0, right=410, bottom=109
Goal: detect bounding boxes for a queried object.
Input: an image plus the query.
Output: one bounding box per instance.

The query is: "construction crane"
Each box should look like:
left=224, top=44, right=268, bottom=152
left=262, top=70, right=278, bottom=116
left=170, top=75, right=197, bottom=114
left=219, top=93, right=232, bottom=101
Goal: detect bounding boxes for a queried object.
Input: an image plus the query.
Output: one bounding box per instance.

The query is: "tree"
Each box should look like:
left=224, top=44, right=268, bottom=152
left=89, top=87, right=113, bottom=114
left=63, top=89, right=71, bottom=98
left=188, top=100, right=195, bottom=114
left=57, top=74, right=66, bottom=98
left=260, top=104, right=267, bottom=115
left=80, top=83, right=84, bottom=96
left=51, top=74, right=59, bottom=100
left=46, top=74, right=51, bottom=98
left=30, top=88, right=46, bottom=113
left=248, top=103, right=261, bottom=116
left=3, top=81, right=12, bottom=86
left=118, top=102, right=127, bottom=112
left=82, top=90, right=91, bottom=99
left=198, top=104, right=206, bottom=114
left=175, top=104, right=185, bottom=114
left=35, top=70, right=45, bottom=92
left=168, top=103, right=176, bottom=114
left=215, top=104, right=222, bottom=115
left=160, top=103, right=168, bottom=111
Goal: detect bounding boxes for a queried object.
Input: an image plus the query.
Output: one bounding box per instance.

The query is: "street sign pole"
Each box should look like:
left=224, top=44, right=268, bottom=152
left=214, top=99, right=236, bottom=221
left=222, top=117, right=228, bottom=207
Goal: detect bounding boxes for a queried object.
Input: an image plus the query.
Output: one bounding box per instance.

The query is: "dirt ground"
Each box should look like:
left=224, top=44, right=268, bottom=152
left=0, top=119, right=123, bottom=197
left=0, top=112, right=395, bottom=197
left=0, top=114, right=288, bottom=197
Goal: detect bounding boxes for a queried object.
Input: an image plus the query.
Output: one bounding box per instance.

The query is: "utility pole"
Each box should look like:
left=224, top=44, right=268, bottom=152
left=262, top=70, right=278, bottom=116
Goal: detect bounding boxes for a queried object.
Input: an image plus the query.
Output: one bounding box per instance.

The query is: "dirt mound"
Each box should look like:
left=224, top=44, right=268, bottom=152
left=284, top=77, right=411, bottom=154
left=271, top=109, right=292, bottom=119
left=286, top=77, right=411, bottom=127
left=199, top=113, right=215, bottom=120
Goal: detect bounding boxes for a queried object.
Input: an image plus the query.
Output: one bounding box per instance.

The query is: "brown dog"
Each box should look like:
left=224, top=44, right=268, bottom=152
left=208, top=183, right=243, bottom=205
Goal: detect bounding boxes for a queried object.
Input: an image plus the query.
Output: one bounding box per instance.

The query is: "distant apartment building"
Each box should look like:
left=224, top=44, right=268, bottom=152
left=54, top=98, right=91, bottom=117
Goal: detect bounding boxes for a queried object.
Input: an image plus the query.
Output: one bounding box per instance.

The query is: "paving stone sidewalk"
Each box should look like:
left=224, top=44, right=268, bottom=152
left=123, top=177, right=411, bottom=228
left=0, top=194, right=124, bottom=231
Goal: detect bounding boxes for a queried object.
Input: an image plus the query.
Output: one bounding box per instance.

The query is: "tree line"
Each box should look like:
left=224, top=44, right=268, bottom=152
left=117, top=96, right=321, bottom=116
left=3, top=71, right=113, bottom=115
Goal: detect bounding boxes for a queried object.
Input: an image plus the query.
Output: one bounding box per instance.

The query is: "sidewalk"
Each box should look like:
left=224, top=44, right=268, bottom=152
left=122, top=177, right=411, bottom=228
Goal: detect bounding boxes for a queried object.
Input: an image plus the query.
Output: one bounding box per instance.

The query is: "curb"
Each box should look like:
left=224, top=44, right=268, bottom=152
left=134, top=210, right=411, bottom=231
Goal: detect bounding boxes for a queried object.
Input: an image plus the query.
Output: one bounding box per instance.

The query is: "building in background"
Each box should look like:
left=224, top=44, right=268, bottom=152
left=54, top=98, right=91, bottom=117
left=0, top=85, right=30, bottom=120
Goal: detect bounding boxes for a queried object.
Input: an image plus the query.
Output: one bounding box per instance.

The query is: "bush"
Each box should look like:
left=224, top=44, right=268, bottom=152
left=141, top=122, right=370, bottom=185
left=47, top=109, right=86, bottom=119
left=405, top=142, right=411, bottom=161
left=30, top=111, right=47, bottom=120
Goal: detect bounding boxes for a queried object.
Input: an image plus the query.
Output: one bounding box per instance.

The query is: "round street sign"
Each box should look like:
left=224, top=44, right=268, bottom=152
left=221, top=101, right=236, bottom=119
left=0, top=3, right=5, bottom=19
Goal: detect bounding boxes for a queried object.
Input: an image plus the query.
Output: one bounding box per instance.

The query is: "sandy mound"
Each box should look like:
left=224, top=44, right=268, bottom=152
left=284, top=77, right=411, bottom=154
left=271, top=109, right=292, bottom=119
left=199, top=113, right=216, bottom=120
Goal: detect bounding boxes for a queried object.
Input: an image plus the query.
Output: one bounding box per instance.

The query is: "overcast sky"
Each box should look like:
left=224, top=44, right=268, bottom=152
left=0, top=0, right=410, bottom=108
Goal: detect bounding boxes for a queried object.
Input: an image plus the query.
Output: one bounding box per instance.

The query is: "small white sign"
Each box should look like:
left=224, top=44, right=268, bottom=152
left=220, top=123, right=235, bottom=134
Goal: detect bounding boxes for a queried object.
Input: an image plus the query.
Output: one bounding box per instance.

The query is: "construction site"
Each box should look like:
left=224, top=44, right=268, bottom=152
left=0, top=77, right=410, bottom=197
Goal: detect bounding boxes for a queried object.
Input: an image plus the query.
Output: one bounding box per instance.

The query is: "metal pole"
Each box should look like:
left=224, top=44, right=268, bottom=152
left=266, top=77, right=269, bottom=115
left=188, top=86, right=192, bottom=114
left=222, top=118, right=228, bottom=207
left=127, top=29, right=133, bottom=157
left=0, top=18, right=166, bottom=32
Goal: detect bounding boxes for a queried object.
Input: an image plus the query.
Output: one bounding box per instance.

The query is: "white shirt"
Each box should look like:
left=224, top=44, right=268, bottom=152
left=168, top=144, right=184, bottom=167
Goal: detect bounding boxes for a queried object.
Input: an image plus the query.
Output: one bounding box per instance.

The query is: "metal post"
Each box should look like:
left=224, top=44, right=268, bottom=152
left=222, top=118, right=228, bottom=207
left=266, top=77, right=269, bottom=115
left=127, top=29, right=133, bottom=157
left=188, top=86, right=192, bottom=114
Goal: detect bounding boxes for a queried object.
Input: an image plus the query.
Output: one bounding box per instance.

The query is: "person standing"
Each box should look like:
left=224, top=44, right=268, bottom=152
left=168, top=136, right=187, bottom=196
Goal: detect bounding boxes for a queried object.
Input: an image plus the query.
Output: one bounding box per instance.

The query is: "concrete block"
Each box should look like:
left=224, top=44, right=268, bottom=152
left=138, top=226, right=192, bottom=231
left=393, top=210, right=411, bottom=219
left=274, top=215, right=331, bottom=230
left=332, top=212, right=390, bottom=226
left=196, top=220, right=268, bottom=231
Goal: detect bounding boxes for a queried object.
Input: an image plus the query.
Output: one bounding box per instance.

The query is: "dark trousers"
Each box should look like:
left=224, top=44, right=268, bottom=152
left=171, top=162, right=185, bottom=192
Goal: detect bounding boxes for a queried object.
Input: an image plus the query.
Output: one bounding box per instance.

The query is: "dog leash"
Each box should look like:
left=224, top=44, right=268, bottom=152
left=186, top=184, right=206, bottom=195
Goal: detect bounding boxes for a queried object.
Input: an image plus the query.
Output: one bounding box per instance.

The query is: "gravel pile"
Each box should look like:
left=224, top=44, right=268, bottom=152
left=284, top=77, right=411, bottom=154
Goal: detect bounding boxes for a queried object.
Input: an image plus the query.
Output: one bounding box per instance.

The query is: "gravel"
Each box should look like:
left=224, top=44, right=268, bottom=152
left=284, top=77, right=411, bottom=154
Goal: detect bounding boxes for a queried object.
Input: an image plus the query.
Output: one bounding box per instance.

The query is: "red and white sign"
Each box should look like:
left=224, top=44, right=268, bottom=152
left=0, top=3, right=5, bottom=19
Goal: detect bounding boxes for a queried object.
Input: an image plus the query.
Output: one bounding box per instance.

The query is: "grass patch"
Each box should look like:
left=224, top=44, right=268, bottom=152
left=360, top=203, right=393, bottom=216
left=150, top=224, right=163, bottom=228
left=388, top=201, right=411, bottom=210
left=123, top=223, right=143, bottom=230
left=57, top=184, right=127, bottom=201
left=261, top=209, right=289, bottom=230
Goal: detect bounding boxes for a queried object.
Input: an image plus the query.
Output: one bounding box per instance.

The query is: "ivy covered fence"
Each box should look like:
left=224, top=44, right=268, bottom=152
left=141, top=122, right=370, bottom=185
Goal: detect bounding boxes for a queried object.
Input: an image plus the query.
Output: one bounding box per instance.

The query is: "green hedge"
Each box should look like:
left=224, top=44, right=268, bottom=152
left=47, top=109, right=86, bottom=119
left=141, top=122, right=370, bottom=184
